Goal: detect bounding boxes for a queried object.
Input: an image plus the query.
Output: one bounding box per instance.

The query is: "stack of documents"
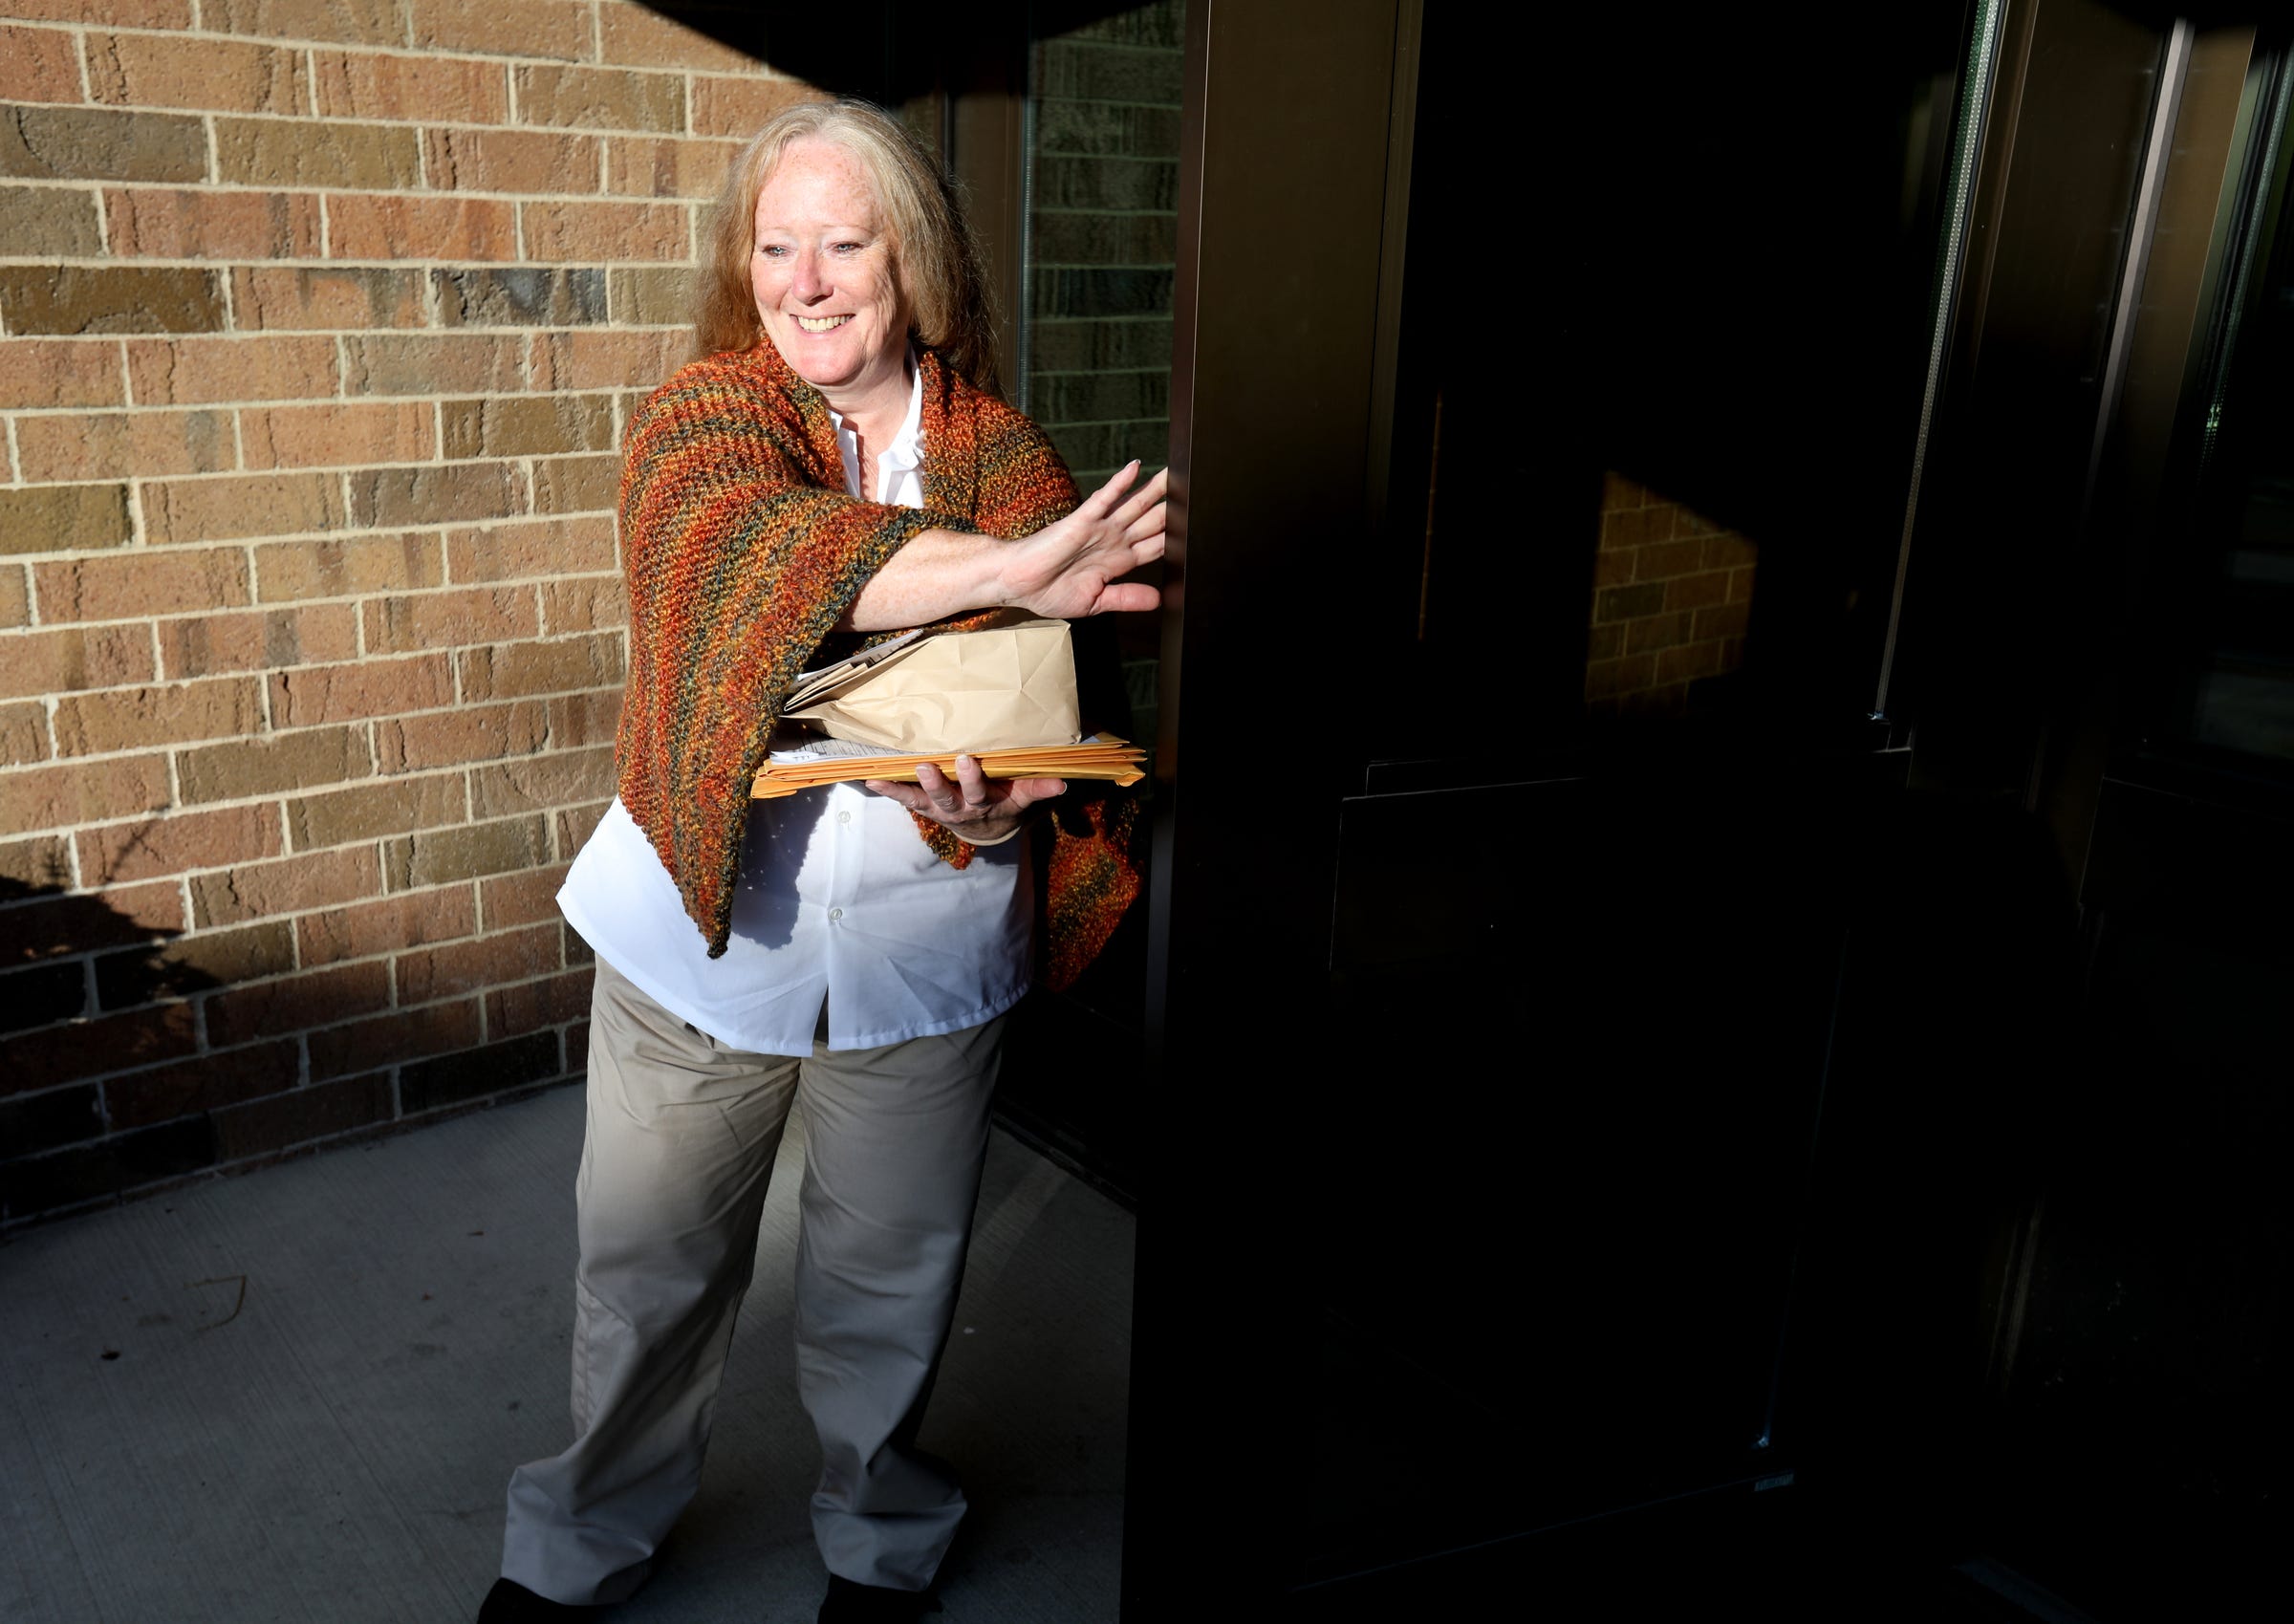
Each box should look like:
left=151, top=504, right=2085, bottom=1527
left=750, top=732, right=1145, bottom=800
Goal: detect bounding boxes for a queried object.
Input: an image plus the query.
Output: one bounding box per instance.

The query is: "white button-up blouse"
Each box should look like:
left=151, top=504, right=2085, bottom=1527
left=556, top=360, right=1033, bottom=1053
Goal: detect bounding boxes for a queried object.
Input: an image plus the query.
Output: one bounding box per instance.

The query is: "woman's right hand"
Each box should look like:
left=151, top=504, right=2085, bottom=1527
left=999, top=462, right=1168, bottom=618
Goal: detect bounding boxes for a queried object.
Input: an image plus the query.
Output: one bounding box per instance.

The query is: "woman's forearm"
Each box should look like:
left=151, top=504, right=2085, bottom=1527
left=838, top=527, right=1013, bottom=631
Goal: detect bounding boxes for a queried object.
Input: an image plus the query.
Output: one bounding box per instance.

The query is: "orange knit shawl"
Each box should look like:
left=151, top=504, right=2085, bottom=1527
left=613, top=340, right=1141, bottom=988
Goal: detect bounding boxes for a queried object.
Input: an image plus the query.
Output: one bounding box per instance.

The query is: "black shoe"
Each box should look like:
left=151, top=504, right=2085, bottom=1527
left=477, top=1577, right=607, bottom=1621
left=817, top=1573, right=938, bottom=1623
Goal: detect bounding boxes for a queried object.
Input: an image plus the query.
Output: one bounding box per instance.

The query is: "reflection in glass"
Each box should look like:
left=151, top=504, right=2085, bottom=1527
left=1585, top=474, right=1759, bottom=721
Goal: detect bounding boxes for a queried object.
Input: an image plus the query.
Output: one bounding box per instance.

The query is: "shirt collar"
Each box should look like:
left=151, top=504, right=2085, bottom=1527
left=825, top=349, right=924, bottom=486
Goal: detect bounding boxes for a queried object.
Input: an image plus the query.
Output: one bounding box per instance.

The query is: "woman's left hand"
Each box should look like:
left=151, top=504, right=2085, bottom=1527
left=862, top=755, right=1065, bottom=845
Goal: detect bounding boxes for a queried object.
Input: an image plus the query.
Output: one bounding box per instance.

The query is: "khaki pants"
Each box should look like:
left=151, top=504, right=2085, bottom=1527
left=500, top=957, right=1006, bottom=1605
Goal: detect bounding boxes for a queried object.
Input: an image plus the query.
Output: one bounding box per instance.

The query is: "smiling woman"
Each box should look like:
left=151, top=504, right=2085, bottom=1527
left=475, top=98, right=1167, bottom=1624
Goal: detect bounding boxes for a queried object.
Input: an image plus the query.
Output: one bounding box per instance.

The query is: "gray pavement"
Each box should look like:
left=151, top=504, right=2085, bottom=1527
left=0, top=1084, right=1132, bottom=1624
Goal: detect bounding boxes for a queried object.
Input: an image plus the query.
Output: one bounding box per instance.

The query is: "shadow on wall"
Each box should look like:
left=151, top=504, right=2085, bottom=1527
left=1, top=873, right=226, bottom=1224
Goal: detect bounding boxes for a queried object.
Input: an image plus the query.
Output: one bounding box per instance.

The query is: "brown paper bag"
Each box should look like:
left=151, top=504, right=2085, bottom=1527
left=781, top=618, right=1080, bottom=753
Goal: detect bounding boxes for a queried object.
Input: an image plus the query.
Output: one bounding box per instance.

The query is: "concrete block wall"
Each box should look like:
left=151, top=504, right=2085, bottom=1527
left=1585, top=472, right=1758, bottom=720
left=0, top=0, right=822, bottom=1225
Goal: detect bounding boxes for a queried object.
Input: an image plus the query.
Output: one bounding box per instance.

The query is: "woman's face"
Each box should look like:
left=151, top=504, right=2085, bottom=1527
left=751, top=139, right=909, bottom=401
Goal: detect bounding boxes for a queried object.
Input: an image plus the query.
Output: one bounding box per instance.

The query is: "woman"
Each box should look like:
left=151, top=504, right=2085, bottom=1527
left=481, top=99, right=1163, bottom=1624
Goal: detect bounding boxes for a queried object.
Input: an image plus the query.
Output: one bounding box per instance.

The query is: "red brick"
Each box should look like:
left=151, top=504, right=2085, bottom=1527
left=691, top=74, right=824, bottom=139
left=1701, top=533, right=1758, bottom=571
left=1, top=702, right=51, bottom=767
left=0, top=624, right=154, bottom=699
left=539, top=575, right=625, bottom=635
left=1728, top=568, right=1757, bottom=604
left=252, top=533, right=442, bottom=602
left=175, top=725, right=371, bottom=806
left=533, top=328, right=684, bottom=390
left=487, top=964, right=592, bottom=1035
left=553, top=798, right=606, bottom=855
left=144, top=472, right=351, bottom=545
left=544, top=689, right=620, bottom=748
left=1693, top=602, right=1751, bottom=642
left=214, top=115, right=421, bottom=189
left=409, top=0, right=593, bottom=62
left=85, top=30, right=308, bottom=115
left=479, top=861, right=569, bottom=929
left=206, top=0, right=404, bottom=49
left=441, top=393, right=615, bottom=460
left=0, top=568, right=26, bottom=630
left=521, top=197, right=688, bottom=261
left=158, top=603, right=359, bottom=679
left=212, top=1070, right=393, bottom=1157
left=33, top=549, right=249, bottom=622
left=603, top=135, right=743, bottom=199
left=313, top=48, right=510, bottom=120
left=361, top=586, right=538, bottom=655
left=77, top=804, right=281, bottom=886
left=396, top=920, right=559, bottom=1004
left=239, top=401, right=434, bottom=471
left=268, top=654, right=454, bottom=726
left=285, top=769, right=463, bottom=852
left=376, top=700, right=545, bottom=774
left=1662, top=572, right=1730, bottom=613
left=342, top=334, right=526, bottom=397
left=189, top=845, right=379, bottom=927
left=126, top=336, right=338, bottom=406
left=445, top=516, right=616, bottom=583
left=0, top=485, right=134, bottom=556
left=1630, top=539, right=1706, bottom=583
left=230, top=266, right=426, bottom=331
left=92, top=957, right=229, bottom=1066
left=0, top=834, right=70, bottom=889
left=382, top=814, right=547, bottom=891
left=326, top=194, right=519, bottom=261
left=460, top=633, right=624, bottom=701
left=423, top=127, right=599, bottom=194
left=0, top=340, right=125, bottom=409
left=0, top=754, right=171, bottom=833
left=1584, top=655, right=1655, bottom=701
left=1656, top=640, right=1730, bottom=684
left=513, top=63, right=684, bottom=133
left=0, top=22, right=84, bottom=101
left=531, top=454, right=620, bottom=516
left=0, top=877, right=182, bottom=962
left=105, top=188, right=321, bottom=259
left=104, top=1038, right=301, bottom=1130
left=2, top=1002, right=197, bottom=1098
left=203, top=958, right=389, bottom=1045
left=52, top=678, right=261, bottom=757
left=598, top=7, right=761, bottom=71
left=299, top=882, right=477, bottom=968
left=307, top=995, right=480, bottom=1080
left=9, top=3, right=194, bottom=31
left=1623, top=613, right=1695, bottom=657
left=468, top=745, right=614, bottom=819
left=347, top=462, right=525, bottom=528
left=14, top=408, right=233, bottom=482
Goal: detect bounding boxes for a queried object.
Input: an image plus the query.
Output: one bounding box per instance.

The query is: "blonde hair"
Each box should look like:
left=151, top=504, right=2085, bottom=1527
left=695, top=97, right=1002, bottom=396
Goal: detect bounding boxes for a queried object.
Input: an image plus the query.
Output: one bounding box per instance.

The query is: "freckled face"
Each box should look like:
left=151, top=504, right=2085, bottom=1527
left=750, top=140, right=909, bottom=401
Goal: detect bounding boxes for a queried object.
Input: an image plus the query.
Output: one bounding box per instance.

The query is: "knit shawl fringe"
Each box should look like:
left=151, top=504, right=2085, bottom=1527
left=614, top=340, right=1142, bottom=989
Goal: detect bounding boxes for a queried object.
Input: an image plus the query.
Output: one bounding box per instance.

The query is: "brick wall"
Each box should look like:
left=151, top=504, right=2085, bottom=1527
left=1585, top=472, right=1758, bottom=720
left=0, top=1, right=822, bottom=1226
left=1025, top=1, right=1182, bottom=491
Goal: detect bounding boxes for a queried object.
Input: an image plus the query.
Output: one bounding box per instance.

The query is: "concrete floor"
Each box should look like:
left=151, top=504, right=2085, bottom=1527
left=0, top=1085, right=1134, bottom=1624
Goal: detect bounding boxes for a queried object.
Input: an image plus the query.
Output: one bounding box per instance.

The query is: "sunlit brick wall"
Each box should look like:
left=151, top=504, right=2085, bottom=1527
left=0, top=0, right=820, bottom=1224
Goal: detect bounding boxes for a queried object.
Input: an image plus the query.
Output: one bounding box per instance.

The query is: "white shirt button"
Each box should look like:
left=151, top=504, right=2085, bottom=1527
left=837, top=810, right=852, bottom=825
left=829, top=907, right=843, bottom=920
